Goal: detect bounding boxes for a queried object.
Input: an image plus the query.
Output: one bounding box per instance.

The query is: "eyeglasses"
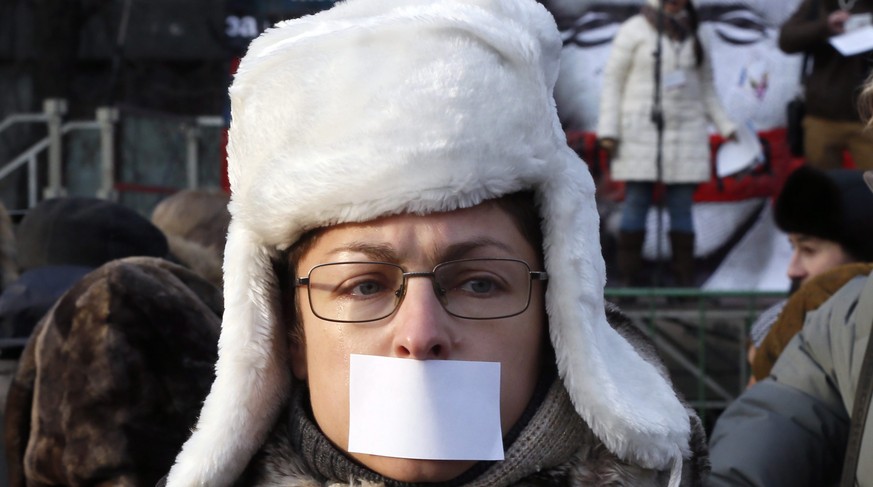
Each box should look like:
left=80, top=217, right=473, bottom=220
left=296, top=258, right=548, bottom=323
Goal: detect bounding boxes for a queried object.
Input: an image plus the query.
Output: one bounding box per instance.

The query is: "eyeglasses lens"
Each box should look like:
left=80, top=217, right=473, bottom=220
left=434, top=260, right=531, bottom=319
left=305, top=259, right=533, bottom=323
left=306, top=262, right=403, bottom=322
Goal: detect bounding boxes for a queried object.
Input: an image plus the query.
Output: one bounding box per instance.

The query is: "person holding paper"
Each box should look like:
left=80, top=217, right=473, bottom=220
left=779, top=0, right=873, bottom=169
left=597, top=0, right=737, bottom=288
left=161, top=0, right=707, bottom=486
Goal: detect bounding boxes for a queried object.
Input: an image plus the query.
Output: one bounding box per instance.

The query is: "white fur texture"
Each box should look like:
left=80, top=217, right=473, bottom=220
left=167, top=0, right=690, bottom=485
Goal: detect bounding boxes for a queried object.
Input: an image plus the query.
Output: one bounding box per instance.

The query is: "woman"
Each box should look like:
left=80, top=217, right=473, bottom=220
left=164, top=0, right=705, bottom=485
left=598, top=0, right=736, bottom=287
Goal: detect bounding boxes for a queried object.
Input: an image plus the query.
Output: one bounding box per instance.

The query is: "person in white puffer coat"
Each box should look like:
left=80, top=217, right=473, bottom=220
left=597, top=0, right=736, bottom=288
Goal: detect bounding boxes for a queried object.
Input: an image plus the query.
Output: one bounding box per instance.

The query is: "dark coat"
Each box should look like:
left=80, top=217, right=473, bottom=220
left=710, top=272, right=873, bottom=486
left=0, top=197, right=171, bottom=357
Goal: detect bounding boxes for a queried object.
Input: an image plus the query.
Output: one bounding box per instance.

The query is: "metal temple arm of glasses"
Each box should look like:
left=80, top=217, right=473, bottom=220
left=531, top=272, right=548, bottom=281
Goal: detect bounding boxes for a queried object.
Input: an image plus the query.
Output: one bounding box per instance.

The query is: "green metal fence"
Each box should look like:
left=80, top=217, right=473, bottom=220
left=605, top=287, right=786, bottom=429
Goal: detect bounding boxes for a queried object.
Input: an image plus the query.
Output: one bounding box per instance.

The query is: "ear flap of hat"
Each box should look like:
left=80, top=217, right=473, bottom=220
left=540, top=147, right=690, bottom=469
left=166, top=220, right=291, bottom=485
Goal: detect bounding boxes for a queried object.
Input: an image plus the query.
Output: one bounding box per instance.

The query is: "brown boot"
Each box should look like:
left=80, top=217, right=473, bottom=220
left=617, top=231, right=646, bottom=287
left=669, top=231, right=695, bottom=287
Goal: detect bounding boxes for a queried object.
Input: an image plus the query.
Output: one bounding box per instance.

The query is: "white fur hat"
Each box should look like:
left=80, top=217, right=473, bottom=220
left=167, top=0, right=690, bottom=484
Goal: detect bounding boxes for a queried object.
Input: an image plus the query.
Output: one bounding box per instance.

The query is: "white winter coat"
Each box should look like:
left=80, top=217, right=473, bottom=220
left=597, top=14, right=736, bottom=184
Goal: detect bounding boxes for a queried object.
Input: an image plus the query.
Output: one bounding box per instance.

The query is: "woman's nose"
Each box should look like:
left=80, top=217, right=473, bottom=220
left=390, top=277, right=453, bottom=360
left=786, top=251, right=806, bottom=281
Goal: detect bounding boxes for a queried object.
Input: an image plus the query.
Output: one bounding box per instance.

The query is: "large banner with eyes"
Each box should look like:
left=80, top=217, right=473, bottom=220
left=543, top=0, right=805, bottom=291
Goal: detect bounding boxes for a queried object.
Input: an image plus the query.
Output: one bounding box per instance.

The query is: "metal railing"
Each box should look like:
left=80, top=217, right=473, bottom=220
left=0, top=98, right=225, bottom=209
left=606, top=287, right=786, bottom=424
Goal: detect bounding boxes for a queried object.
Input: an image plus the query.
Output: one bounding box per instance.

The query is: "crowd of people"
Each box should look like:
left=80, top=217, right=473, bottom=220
left=0, top=0, right=871, bottom=486
left=0, top=191, right=229, bottom=486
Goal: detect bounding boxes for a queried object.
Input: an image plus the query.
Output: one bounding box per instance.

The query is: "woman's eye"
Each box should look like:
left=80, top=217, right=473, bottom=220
left=336, top=276, right=392, bottom=298
left=353, top=281, right=385, bottom=296
left=798, top=246, right=817, bottom=257
left=459, top=278, right=497, bottom=294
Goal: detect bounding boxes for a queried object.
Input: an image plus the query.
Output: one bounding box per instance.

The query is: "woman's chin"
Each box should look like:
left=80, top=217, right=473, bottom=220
left=352, top=454, right=477, bottom=483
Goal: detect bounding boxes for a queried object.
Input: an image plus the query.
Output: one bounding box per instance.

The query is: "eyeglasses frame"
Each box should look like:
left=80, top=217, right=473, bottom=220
left=295, top=258, right=548, bottom=323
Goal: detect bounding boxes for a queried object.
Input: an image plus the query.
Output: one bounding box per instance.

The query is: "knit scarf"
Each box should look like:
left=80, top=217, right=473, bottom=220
left=267, top=376, right=608, bottom=487
left=277, top=372, right=596, bottom=486
left=243, top=365, right=680, bottom=486
left=642, top=5, right=691, bottom=42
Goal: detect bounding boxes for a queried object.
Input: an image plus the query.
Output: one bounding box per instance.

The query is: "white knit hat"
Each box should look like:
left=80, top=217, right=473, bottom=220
left=167, top=0, right=690, bottom=484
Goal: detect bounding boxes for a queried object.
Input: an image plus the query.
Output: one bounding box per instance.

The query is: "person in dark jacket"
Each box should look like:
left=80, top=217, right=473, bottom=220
left=746, top=166, right=873, bottom=383
left=708, top=263, right=873, bottom=486
left=0, top=197, right=170, bottom=358
left=779, top=0, right=873, bottom=169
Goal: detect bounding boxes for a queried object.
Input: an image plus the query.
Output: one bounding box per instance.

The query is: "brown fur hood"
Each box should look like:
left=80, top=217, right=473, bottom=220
left=4, top=257, right=221, bottom=487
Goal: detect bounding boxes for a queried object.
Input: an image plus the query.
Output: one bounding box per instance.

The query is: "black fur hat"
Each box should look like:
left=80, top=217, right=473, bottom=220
left=774, top=166, right=873, bottom=261
left=17, top=197, right=169, bottom=271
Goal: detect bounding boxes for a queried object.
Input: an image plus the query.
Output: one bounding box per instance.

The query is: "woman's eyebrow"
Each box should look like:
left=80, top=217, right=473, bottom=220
left=327, top=242, right=399, bottom=262
left=326, top=238, right=518, bottom=264
left=439, top=239, right=516, bottom=262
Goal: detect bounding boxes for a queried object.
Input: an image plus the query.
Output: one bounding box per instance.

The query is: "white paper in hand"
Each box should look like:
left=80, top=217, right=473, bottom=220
left=716, top=121, right=764, bottom=178
left=348, top=354, right=504, bottom=461
left=830, top=25, right=873, bottom=56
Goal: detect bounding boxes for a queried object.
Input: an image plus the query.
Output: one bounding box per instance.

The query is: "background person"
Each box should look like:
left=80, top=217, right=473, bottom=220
left=0, top=197, right=170, bottom=359
left=0, top=202, right=16, bottom=297
left=0, top=197, right=222, bottom=486
left=748, top=165, right=873, bottom=383
left=164, top=0, right=706, bottom=485
left=707, top=259, right=873, bottom=486
left=706, top=78, right=873, bottom=487
left=597, top=0, right=737, bottom=287
left=3, top=257, right=221, bottom=487
left=150, top=189, right=231, bottom=290
left=779, top=0, right=873, bottom=169
left=545, top=0, right=808, bottom=293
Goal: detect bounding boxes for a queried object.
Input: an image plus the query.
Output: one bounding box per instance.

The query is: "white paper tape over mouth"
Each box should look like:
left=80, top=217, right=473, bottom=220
left=348, top=354, right=504, bottom=461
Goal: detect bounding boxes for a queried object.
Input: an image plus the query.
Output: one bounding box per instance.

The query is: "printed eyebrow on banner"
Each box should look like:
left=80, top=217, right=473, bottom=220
left=555, top=4, right=643, bottom=47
